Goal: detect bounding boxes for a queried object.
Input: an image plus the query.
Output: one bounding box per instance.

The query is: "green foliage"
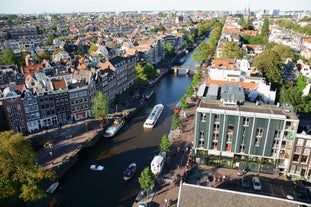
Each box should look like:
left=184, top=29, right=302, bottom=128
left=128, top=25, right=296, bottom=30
left=138, top=167, right=155, bottom=199
left=242, top=34, right=266, bottom=44
left=159, top=134, right=171, bottom=153
left=296, top=75, right=307, bottom=91
left=171, top=112, right=181, bottom=130
left=220, top=42, right=242, bottom=59
left=197, top=20, right=214, bottom=37
left=271, top=44, right=296, bottom=62
left=277, top=19, right=311, bottom=36
left=88, top=44, right=98, bottom=55
left=91, top=37, right=98, bottom=44
left=0, top=131, right=55, bottom=204
left=144, top=63, right=157, bottom=80
left=91, top=92, right=109, bottom=121
left=253, top=49, right=282, bottom=84
left=192, top=41, right=213, bottom=63
left=164, top=42, right=175, bottom=58
left=135, top=64, right=147, bottom=85
left=0, top=48, right=15, bottom=65
left=34, top=51, right=51, bottom=63
left=44, top=33, right=57, bottom=46
left=260, top=18, right=270, bottom=39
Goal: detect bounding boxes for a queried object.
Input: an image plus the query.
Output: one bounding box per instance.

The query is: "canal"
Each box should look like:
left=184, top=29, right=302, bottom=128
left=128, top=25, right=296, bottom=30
left=59, top=51, right=199, bottom=207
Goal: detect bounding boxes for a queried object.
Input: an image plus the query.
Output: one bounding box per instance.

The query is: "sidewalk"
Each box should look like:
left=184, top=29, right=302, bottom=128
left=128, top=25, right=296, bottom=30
left=29, top=118, right=104, bottom=178
left=149, top=101, right=198, bottom=207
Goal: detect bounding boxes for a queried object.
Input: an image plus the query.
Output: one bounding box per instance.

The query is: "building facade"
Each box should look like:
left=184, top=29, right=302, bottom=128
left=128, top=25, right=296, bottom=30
left=194, top=84, right=299, bottom=175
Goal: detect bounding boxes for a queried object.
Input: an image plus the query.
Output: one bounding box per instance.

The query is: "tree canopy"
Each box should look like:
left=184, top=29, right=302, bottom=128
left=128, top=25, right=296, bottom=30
left=163, top=42, right=175, bottom=58
left=88, top=44, right=98, bottom=55
left=192, top=41, right=213, bottom=63
left=144, top=63, right=157, bottom=80
left=135, top=64, right=147, bottom=85
left=220, top=42, right=242, bottom=59
left=0, top=48, right=15, bottom=65
left=91, top=91, right=109, bottom=122
left=0, top=131, right=55, bottom=205
left=159, top=134, right=171, bottom=153
left=253, top=49, right=282, bottom=84
left=138, top=167, right=155, bottom=199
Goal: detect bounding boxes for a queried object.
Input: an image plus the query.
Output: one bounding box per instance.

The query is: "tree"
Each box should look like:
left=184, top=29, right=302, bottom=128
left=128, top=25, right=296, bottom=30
left=221, top=42, right=242, bottom=59
left=0, top=131, right=55, bottom=205
left=88, top=44, right=98, bottom=55
left=192, top=41, right=213, bottom=63
left=171, top=113, right=181, bottom=130
left=138, top=167, right=155, bottom=200
left=34, top=51, right=51, bottom=63
left=135, top=64, right=147, bottom=85
left=144, top=63, right=157, bottom=80
left=260, top=18, right=270, bottom=41
left=44, top=33, right=56, bottom=46
left=0, top=48, right=15, bottom=65
left=272, top=44, right=296, bottom=62
left=91, top=91, right=109, bottom=123
left=163, top=42, right=175, bottom=58
left=253, top=49, right=282, bottom=84
left=159, top=134, right=171, bottom=153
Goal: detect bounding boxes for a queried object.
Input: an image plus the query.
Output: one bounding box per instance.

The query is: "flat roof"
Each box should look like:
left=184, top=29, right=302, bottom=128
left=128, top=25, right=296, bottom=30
left=178, top=183, right=310, bottom=207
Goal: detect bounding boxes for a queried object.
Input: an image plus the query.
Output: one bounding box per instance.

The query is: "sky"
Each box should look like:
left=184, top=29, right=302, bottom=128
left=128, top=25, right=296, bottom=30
left=0, top=0, right=310, bottom=14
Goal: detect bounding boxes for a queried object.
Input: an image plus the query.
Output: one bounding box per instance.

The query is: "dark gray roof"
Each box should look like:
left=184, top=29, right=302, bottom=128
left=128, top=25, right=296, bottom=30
left=178, top=183, right=310, bottom=207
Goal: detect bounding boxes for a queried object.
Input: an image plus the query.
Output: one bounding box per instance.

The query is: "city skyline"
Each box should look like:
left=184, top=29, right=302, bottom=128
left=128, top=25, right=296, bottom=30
left=0, top=0, right=310, bottom=14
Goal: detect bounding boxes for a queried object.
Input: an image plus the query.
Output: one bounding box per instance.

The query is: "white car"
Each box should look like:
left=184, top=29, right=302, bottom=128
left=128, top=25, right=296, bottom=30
left=90, top=165, right=104, bottom=171
left=252, top=176, right=261, bottom=191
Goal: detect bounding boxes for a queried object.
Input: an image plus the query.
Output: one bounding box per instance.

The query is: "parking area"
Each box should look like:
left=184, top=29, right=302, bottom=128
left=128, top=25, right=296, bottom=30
left=185, top=165, right=311, bottom=204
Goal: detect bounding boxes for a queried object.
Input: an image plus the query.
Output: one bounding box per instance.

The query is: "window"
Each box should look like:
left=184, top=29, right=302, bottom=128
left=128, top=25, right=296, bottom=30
left=293, top=154, right=300, bottom=162
left=212, top=142, right=218, bottom=150
left=303, top=148, right=310, bottom=155
left=297, top=139, right=304, bottom=146
left=274, top=130, right=281, bottom=139
left=256, top=128, right=263, bottom=137
left=306, top=140, right=311, bottom=147
left=227, top=134, right=233, bottom=143
left=201, top=113, right=206, bottom=122
left=301, top=155, right=308, bottom=164
left=227, top=125, right=234, bottom=134
left=243, top=117, right=249, bottom=126
left=214, top=114, right=220, bottom=122
left=214, top=124, right=219, bottom=132
left=200, top=131, right=204, bottom=138
left=255, top=137, right=261, bottom=147
left=295, top=147, right=302, bottom=153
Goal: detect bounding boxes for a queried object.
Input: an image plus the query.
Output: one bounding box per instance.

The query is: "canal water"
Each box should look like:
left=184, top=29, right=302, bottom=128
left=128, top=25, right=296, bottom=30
left=59, top=52, right=199, bottom=207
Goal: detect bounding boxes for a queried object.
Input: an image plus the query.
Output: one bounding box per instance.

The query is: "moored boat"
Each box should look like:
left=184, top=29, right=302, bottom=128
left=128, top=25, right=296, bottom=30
left=46, top=181, right=59, bottom=194
left=104, top=117, right=125, bottom=138
left=123, top=162, right=136, bottom=181
left=143, top=104, right=164, bottom=128
left=174, top=102, right=181, bottom=113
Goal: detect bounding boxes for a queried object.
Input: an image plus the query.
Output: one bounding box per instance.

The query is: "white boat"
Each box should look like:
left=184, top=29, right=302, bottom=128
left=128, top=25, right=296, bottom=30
left=46, top=181, right=59, bottom=194
left=103, top=117, right=125, bottom=138
left=123, top=162, right=137, bottom=182
left=143, top=104, right=164, bottom=128
left=90, top=164, right=104, bottom=171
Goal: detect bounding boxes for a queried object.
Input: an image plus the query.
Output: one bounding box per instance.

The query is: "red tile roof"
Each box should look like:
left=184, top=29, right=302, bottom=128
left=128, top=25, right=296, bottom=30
left=207, top=79, right=258, bottom=90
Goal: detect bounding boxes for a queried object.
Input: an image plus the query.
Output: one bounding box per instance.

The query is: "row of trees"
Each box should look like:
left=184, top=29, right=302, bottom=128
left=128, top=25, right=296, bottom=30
left=192, top=18, right=225, bottom=63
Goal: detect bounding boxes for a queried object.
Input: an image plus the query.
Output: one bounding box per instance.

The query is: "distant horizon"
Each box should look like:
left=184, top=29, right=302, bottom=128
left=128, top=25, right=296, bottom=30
left=0, top=0, right=310, bottom=15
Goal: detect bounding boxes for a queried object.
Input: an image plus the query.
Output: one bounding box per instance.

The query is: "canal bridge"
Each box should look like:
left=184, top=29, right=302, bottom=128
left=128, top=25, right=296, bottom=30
left=171, top=65, right=199, bottom=74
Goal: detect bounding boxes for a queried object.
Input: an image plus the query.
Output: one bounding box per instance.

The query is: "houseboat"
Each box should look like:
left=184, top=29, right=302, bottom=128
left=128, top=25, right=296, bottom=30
left=103, top=117, right=126, bottom=138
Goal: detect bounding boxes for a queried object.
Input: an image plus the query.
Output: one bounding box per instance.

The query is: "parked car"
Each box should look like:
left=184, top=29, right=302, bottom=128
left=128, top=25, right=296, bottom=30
left=90, top=164, right=104, bottom=171
left=252, top=176, right=261, bottom=191
left=242, top=177, right=250, bottom=189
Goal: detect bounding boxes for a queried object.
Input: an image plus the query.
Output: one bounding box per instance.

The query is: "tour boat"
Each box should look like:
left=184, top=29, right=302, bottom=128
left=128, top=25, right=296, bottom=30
left=143, top=104, right=164, bottom=128
left=174, top=102, right=181, bottom=113
left=103, top=117, right=125, bottom=138
left=123, top=162, right=137, bottom=182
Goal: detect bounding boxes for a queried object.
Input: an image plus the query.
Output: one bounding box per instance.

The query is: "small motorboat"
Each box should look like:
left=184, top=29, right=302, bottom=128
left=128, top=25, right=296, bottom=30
left=123, top=162, right=136, bottom=182
left=174, top=102, right=181, bottom=113
left=46, top=181, right=59, bottom=194
left=90, top=164, right=104, bottom=171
